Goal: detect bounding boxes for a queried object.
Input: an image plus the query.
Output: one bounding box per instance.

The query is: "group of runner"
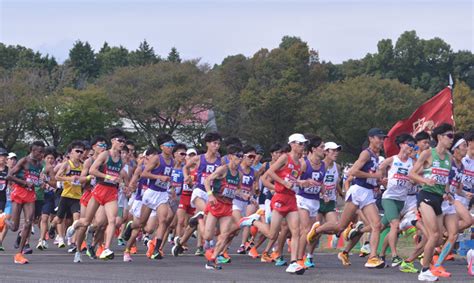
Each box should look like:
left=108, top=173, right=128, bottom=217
left=0, top=125, right=473, bottom=281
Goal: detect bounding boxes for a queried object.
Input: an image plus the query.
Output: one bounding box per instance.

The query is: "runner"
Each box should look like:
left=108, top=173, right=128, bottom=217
left=0, top=141, right=45, bottom=264
left=0, top=153, right=17, bottom=251
left=240, top=133, right=311, bottom=275
left=408, top=123, right=454, bottom=282
left=53, top=141, right=87, bottom=254
left=307, top=128, right=386, bottom=269
left=172, top=132, right=222, bottom=256
left=122, top=134, right=175, bottom=260
left=66, top=128, right=129, bottom=261
left=296, top=136, right=325, bottom=269
left=175, top=148, right=197, bottom=242
left=203, top=145, right=242, bottom=270
left=377, top=133, right=416, bottom=267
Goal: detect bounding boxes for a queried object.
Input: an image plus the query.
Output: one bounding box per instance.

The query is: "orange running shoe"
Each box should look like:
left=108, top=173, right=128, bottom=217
left=297, top=259, right=308, bottom=270
left=223, top=250, right=231, bottom=260
left=146, top=239, right=156, bottom=258
left=431, top=265, right=451, bottom=278
left=130, top=245, right=137, bottom=254
left=342, top=223, right=353, bottom=241
left=0, top=213, right=6, bottom=232
left=445, top=253, right=455, bottom=261
left=14, top=253, right=29, bottom=264
left=96, top=244, right=104, bottom=258
left=81, top=242, right=87, bottom=252
left=205, top=248, right=214, bottom=261
left=261, top=252, right=273, bottom=263
left=248, top=247, right=259, bottom=259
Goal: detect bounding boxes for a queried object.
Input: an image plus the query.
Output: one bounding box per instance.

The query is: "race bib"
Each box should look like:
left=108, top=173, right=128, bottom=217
left=222, top=186, right=236, bottom=199
left=155, top=178, right=170, bottom=190
left=0, top=179, right=6, bottom=191
left=432, top=168, right=449, bottom=185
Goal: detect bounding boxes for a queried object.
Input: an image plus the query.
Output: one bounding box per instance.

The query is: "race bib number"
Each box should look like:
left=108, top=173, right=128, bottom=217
left=104, top=170, right=120, bottom=185
left=462, top=170, right=473, bottom=190
left=432, top=168, right=449, bottom=185
left=155, top=178, right=170, bottom=190
left=303, top=185, right=321, bottom=195
left=182, top=184, right=193, bottom=192
left=222, top=186, right=236, bottom=199
left=0, top=179, right=6, bottom=191
left=367, top=170, right=378, bottom=186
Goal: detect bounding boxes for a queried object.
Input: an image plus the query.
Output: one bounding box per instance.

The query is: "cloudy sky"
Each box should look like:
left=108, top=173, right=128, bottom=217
left=0, top=0, right=472, bottom=65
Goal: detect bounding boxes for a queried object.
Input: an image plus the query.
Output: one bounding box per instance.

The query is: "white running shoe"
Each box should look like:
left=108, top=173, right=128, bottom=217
left=66, top=220, right=78, bottom=239
left=285, top=262, right=305, bottom=275
left=239, top=213, right=260, bottom=228
left=467, top=249, right=474, bottom=276
left=418, top=269, right=438, bottom=281
left=73, top=251, right=82, bottom=263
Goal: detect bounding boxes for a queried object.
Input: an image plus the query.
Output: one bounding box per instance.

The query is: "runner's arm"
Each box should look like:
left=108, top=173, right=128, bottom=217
left=349, top=150, right=380, bottom=179
left=408, top=149, right=435, bottom=186
left=7, top=157, right=28, bottom=187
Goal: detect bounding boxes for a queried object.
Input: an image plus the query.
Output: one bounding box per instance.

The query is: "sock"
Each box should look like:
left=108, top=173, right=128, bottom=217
left=435, top=242, right=451, bottom=267
left=364, top=241, right=369, bottom=245
left=306, top=253, right=313, bottom=259
left=155, top=239, right=162, bottom=252
left=291, top=260, right=296, bottom=264
left=422, top=267, right=429, bottom=272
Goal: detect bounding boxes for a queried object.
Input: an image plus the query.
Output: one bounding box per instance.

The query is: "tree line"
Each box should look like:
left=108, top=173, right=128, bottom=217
left=0, top=31, right=473, bottom=160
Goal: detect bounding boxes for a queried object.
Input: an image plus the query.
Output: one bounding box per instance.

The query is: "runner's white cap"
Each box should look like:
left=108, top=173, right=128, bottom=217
left=8, top=152, right=17, bottom=159
left=186, top=148, right=197, bottom=155
left=324, top=142, right=342, bottom=151
left=288, top=133, right=308, bottom=144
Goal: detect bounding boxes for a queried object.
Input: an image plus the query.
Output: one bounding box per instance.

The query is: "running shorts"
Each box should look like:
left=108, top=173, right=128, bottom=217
left=417, top=190, right=443, bottom=216
left=178, top=194, right=195, bottom=215
left=271, top=193, right=297, bottom=217
left=296, top=195, right=320, bottom=218
left=57, top=196, right=80, bottom=219
left=319, top=200, right=336, bottom=215
left=10, top=184, right=36, bottom=204
left=92, top=184, right=118, bottom=206
left=205, top=199, right=232, bottom=218
left=381, top=198, right=404, bottom=225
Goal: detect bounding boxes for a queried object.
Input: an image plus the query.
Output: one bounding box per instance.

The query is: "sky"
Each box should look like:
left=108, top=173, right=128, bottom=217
left=0, top=0, right=472, bottom=65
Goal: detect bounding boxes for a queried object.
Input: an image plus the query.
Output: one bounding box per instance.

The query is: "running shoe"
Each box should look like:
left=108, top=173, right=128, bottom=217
left=222, top=250, right=231, bottom=262
left=430, top=265, right=451, bottom=278
left=304, top=257, right=315, bottom=268
left=248, top=246, right=259, bottom=259
left=14, top=253, right=29, bottom=264
left=216, top=255, right=231, bottom=264
left=261, top=252, right=273, bottom=263
left=297, top=259, right=308, bottom=270
left=0, top=213, right=6, bottom=232
left=146, top=239, right=156, bottom=258
left=342, top=222, right=353, bottom=241
left=399, top=261, right=418, bottom=273
left=285, top=262, right=305, bottom=275
left=392, top=256, right=403, bottom=267
left=205, top=260, right=222, bottom=270
left=359, top=243, right=370, bottom=257
left=99, top=248, right=114, bottom=260
left=365, top=256, right=385, bottom=268
left=271, top=251, right=280, bottom=261
left=48, top=226, right=56, bottom=240
left=171, top=239, right=184, bottom=257
left=130, top=246, right=137, bottom=254
left=36, top=240, right=45, bottom=250
left=117, top=237, right=125, bottom=246
left=122, top=221, right=133, bottom=241
left=418, top=269, right=438, bottom=281
left=151, top=249, right=164, bottom=260
left=123, top=251, right=133, bottom=262
left=189, top=211, right=204, bottom=228
left=237, top=245, right=246, bottom=254
left=66, top=220, right=78, bottom=239
left=80, top=242, right=87, bottom=252
left=205, top=248, right=214, bottom=261
left=195, top=246, right=205, bottom=256
left=86, top=246, right=97, bottom=259
left=143, top=234, right=150, bottom=246
left=23, top=244, right=33, bottom=255
left=96, top=245, right=104, bottom=258
left=239, top=213, right=261, bottom=228
left=53, top=235, right=60, bottom=245
left=347, top=221, right=364, bottom=240
left=338, top=251, right=351, bottom=266
left=31, top=226, right=35, bottom=235
left=68, top=244, right=77, bottom=253
left=0, top=244, right=4, bottom=251
left=73, top=251, right=82, bottom=263
left=307, top=222, right=320, bottom=244
left=275, top=256, right=288, bottom=266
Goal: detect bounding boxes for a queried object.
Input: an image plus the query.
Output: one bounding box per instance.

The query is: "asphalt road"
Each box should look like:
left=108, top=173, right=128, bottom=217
left=0, top=230, right=472, bottom=282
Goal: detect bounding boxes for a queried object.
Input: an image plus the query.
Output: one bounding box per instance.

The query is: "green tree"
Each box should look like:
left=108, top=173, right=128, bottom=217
left=101, top=61, right=214, bottom=145
left=129, top=40, right=159, bottom=66
left=453, top=81, right=474, bottom=132
left=97, top=42, right=129, bottom=76
left=301, top=76, right=428, bottom=157
left=68, top=40, right=99, bottom=87
left=167, top=47, right=182, bottom=63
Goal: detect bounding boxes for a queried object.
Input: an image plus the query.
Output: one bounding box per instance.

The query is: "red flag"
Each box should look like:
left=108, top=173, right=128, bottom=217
left=384, top=87, right=454, bottom=157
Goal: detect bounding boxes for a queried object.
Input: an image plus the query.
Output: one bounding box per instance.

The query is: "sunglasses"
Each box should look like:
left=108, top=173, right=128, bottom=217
left=245, top=154, right=256, bottom=159
left=187, top=153, right=196, bottom=156
left=74, top=149, right=84, bottom=154
left=163, top=142, right=175, bottom=148
left=443, top=133, right=454, bottom=139
left=116, top=138, right=126, bottom=143
left=293, top=141, right=306, bottom=146
left=235, top=153, right=244, bottom=159
left=178, top=152, right=187, bottom=156
left=406, top=143, right=416, bottom=148
left=97, top=143, right=107, bottom=148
